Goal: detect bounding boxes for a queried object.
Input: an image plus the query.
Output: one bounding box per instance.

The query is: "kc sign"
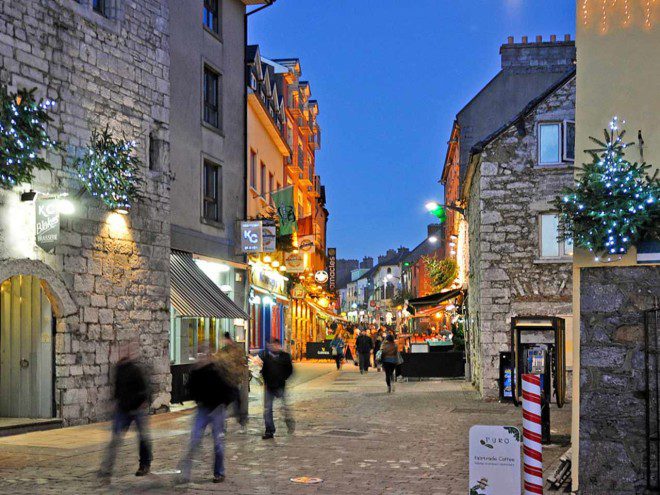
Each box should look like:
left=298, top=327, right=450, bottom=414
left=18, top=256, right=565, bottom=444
left=239, top=221, right=275, bottom=253
left=35, top=198, right=60, bottom=253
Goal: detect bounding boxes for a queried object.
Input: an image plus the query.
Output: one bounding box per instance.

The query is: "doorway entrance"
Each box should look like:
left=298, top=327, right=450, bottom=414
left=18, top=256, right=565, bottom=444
left=0, top=275, right=54, bottom=419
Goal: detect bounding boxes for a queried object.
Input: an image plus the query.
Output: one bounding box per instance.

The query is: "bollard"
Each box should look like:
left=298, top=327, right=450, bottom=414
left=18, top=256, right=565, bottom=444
left=522, top=374, right=543, bottom=494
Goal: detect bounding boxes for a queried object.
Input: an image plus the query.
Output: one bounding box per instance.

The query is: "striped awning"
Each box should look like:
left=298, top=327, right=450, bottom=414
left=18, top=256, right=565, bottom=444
left=170, top=251, right=248, bottom=319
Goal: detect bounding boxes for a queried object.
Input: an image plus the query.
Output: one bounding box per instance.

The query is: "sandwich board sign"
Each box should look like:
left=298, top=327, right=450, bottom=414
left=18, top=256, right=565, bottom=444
left=469, top=425, right=521, bottom=495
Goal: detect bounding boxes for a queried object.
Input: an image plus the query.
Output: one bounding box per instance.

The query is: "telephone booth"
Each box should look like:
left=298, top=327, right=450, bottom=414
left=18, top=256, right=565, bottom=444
left=511, top=316, right=566, bottom=444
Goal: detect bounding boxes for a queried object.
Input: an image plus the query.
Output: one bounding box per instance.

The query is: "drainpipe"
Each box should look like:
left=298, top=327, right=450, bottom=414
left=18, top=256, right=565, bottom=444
left=243, top=1, right=276, bottom=353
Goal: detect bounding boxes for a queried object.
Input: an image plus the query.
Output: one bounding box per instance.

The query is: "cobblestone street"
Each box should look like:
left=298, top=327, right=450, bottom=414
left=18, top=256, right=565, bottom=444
left=0, top=363, right=571, bottom=495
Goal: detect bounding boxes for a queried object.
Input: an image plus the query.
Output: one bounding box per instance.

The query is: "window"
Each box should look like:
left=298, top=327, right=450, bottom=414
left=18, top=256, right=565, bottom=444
left=563, top=121, right=575, bottom=161
left=203, top=161, right=221, bottom=222
left=203, top=66, right=220, bottom=128
left=203, top=0, right=219, bottom=34
left=538, top=121, right=575, bottom=165
left=260, top=162, right=266, bottom=197
left=268, top=173, right=274, bottom=204
left=539, top=213, right=573, bottom=259
left=92, top=0, right=105, bottom=14
left=539, top=123, right=560, bottom=164
left=249, top=149, right=257, bottom=189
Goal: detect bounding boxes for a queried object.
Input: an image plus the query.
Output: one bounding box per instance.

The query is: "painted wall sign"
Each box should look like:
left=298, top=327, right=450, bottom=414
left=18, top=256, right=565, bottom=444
left=469, top=425, right=521, bottom=495
left=35, top=198, right=60, bottom=253
left=327, top=247, right=337, bottom=292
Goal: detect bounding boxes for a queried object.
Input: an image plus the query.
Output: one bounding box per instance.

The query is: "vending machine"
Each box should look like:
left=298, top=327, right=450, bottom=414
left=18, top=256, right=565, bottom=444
left=510, top=316, right=566, bottom=444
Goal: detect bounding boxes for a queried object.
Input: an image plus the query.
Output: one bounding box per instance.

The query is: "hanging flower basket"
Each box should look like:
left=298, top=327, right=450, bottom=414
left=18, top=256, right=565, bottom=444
left=0, top=86, right=59, bottom=189
left=75, top=126, right=143, bottom=213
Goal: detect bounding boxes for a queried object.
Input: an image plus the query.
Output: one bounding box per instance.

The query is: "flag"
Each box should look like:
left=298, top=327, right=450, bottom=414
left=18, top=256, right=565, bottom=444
left=271, top=185, right=297, bottom=235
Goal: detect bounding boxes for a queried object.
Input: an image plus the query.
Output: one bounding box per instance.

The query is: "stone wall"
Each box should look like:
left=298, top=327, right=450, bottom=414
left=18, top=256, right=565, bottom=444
left=0, top=0, right=171, bottom=424
left=579, top=266, right=659, bottom=494
left=467, top=77, right=575, bottom=398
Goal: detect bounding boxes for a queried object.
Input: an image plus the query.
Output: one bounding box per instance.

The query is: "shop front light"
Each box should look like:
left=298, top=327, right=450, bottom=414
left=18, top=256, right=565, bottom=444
left=57, top=198, right=75, bottom=215
left=263, top=296, right=274, bottom=306
left=220, top=284, right=232, bottom=293
left=428, top=235, right=438, bottom=244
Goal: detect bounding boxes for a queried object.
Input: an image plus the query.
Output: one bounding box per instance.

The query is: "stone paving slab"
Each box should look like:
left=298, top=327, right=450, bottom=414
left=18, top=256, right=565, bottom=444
left=0, top=363, right=571, bottom=494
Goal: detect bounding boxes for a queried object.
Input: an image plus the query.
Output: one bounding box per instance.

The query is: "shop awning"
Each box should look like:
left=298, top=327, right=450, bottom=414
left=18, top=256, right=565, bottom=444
left=170, top=251, right=249, bottom=319
left=408, top=289, right=463, bottom=308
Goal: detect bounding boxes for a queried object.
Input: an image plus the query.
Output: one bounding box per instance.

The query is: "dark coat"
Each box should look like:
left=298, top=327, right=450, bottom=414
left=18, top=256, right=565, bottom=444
left=356, top=334, right=373, bottom=354
left=114, top=359, right=150, bottom=412
left=188, top=361, right=237, bottom=410
left=260, top=349, right=293, bottom=391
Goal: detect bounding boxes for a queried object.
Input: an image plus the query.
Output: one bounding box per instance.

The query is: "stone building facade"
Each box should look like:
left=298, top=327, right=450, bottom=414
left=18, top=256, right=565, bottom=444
left=579, top=266, right=659, bottom=493
left=463, top=74, right=575, bottom=398
left=0, top=0, right=171, bottom=424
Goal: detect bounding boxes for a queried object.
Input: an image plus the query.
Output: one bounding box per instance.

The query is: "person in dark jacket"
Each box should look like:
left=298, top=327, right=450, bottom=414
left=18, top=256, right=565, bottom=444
left=330, top=333, right=345, bottom=370
left=259, top=339, right=294, bottom=439
left=379, top=334, right=400, bottom=393
left=356, top=329, right=373, bottom=374
left=99, top=343, right=152, bottom=481
left=179, top=354, right=238, bottom=484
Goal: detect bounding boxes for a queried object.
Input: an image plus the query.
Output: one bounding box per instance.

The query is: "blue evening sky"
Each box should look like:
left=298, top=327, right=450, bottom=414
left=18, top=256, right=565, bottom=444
left=248, top=0, right=576, bottom=261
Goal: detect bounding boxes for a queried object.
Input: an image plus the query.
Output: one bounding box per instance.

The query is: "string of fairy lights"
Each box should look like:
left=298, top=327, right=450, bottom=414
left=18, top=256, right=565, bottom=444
left=554, top=117, right=659, bottom=262
left=581, top=0, right=657, bottom=31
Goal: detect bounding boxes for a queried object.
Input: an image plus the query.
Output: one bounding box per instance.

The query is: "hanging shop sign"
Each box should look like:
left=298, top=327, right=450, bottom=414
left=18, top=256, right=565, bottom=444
left=299, top=235, right=315, bottom=254
left=262, top=223, right=276, bottom=253
left=240, top=221, right=263, bottom=253
left=327, top=247, right=337, bottom=292
left=314, top=270, right=329, bottom=284
left=35, top=198, right=60, bottom=253
left=468, top=425, right=521, bottom=495
left=285, top=251, right=305, bottom=273
left=291, top=283, right=306, bottom=299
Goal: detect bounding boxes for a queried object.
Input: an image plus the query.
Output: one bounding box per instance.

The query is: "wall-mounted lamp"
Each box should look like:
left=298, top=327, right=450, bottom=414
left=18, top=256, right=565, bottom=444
left=20, top=190, right=37, bottom=202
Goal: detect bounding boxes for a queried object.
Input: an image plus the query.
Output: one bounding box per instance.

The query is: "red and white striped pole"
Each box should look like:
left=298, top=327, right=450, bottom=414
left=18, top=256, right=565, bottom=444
left=522, top=374, right=543, bottom=495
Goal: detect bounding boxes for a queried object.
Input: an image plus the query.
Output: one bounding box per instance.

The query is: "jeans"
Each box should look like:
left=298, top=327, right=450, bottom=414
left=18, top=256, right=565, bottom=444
left=373, top=350, right=381, bottom=370
left=358, top=352, right=371, bottom=372
left=180, top=405, right=226, bottom=479
left=383, top=362, right=396, bottom=388
left=100, top=408, right=152, bottom=476
left=334, top=354, right=343, bottom=369
left=264, top=387, right=294, bottom=434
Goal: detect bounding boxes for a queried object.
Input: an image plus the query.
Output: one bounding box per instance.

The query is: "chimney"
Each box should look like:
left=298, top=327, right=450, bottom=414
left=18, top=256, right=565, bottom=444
left=361, top=256, right=373, bottom=269
left=507, top=36, right=514, bottom=44
left=564, top=34, right=571, bottom=41
left=500, top=34, right=576, bottom=70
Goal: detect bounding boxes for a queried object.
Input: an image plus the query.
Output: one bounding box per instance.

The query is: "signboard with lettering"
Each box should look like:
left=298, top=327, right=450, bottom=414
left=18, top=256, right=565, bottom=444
left=327, top=247, right=337, bottom=292
left=299, top=235, right=315, bottom=254
left=35, top=198, right=60, bottom=253
left=262, top=224, right=276, bottom=253
left=285, top=251, right=305, bottom=273
left=240, top=221, right=263, bottom=253
left=469, top=425, right=521, bottom=495
left=291, top=283, right=306, bottom=299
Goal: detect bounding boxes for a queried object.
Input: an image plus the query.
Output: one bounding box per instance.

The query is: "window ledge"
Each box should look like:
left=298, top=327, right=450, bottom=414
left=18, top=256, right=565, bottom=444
left=535, top=162, right=574, bottom=169
left=200, top=217, right=225, bottom=230
left=534, top=258, right=573, bottom=264
left=202, top=121, right=225, bottom=138
left=203, top=26, right=223, bottom=43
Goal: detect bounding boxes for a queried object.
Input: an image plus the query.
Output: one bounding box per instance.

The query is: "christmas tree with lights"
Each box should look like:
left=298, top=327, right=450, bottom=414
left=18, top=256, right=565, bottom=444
left=554, top=117, right=659, bottom=261
left=0, top=86, right=58, bottom=188
left=75, top=126, right=142, bottom=213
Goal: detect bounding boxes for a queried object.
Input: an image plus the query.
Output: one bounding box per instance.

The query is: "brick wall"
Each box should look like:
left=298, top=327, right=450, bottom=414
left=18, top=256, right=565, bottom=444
left=0, top=0, right=171, bottom=424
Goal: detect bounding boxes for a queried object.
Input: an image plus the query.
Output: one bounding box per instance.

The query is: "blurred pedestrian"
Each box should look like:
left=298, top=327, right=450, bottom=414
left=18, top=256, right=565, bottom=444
left=179, top=352, right=238, bottom=484
left=330, top=332, right=345, bottom=370
left=99, top=342, right=152, bottom=482
left=260, top=339, right=295, bottom=439
left=380, top=334, right=400, bottom=393
left=216, top=332, right=249, bottom=430
left=356, top=328, right=373, bottom=374
left=372, top=329, right=383, bottom=371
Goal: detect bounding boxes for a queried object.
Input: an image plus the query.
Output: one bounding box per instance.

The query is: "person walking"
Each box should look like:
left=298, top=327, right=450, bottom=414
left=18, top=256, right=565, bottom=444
left=372, top=329, right=383, bottom=372
left=259, top=339, right=295, bottom=439
left=216, top=332, right=249, bottom=430
left=330, top=333, right=345, bottom=370
left=179, top=353, right=237, bottom=484
left=99, top=343, right=152, bottom=483
left=379, top=334, right=400, bottom=393
left=356, top=328, right=373, bottom=374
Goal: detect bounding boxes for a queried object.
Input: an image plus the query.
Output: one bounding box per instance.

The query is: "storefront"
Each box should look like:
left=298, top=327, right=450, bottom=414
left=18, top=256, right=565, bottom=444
left=169, top=251, right=249, bottom=402
left=248, top=260, right=289, bottom=353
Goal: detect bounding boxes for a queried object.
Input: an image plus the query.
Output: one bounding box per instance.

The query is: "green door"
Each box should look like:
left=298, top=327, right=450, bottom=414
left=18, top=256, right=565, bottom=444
left=0, top=275, right=54, bottom=418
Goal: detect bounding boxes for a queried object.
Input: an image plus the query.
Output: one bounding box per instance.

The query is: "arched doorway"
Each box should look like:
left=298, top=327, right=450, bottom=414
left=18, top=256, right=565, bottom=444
left=0, top=275, right=55, bottom=418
